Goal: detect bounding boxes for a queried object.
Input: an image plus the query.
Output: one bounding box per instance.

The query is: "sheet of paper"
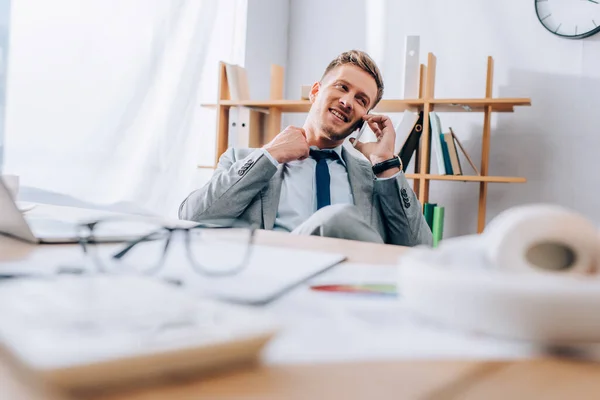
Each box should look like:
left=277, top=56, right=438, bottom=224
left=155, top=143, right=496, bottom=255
left=159, top=243, right=346, bottom=305
left=263, top=281, right=543, bottom=365
left=259, top=263, right=545, bottom=364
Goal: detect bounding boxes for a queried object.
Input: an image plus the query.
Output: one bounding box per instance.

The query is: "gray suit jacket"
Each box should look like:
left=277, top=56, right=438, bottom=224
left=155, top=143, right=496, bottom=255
left=179, top=147, right=433, bottom=247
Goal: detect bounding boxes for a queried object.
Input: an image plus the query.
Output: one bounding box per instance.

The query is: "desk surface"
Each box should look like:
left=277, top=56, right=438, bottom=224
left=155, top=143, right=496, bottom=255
left=1, top=205, right=600, bottom=399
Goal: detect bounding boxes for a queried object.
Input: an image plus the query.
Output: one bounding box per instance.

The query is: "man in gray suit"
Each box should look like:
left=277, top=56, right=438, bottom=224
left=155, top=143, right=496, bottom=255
left=180, top=50, right=432, bottom=246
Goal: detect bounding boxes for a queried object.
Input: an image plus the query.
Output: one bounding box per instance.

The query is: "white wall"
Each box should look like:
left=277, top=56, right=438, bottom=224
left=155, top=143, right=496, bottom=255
left=244, top=0, right=290, bottom=100
left=285, top=0, right=600, bottom=237
left=0, top=0, right=9, bottom=171
left=285, top=0, right=366, bottom=102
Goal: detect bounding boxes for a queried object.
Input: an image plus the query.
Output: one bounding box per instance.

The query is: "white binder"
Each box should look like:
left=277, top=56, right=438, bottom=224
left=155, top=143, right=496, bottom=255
left=228, top=107, right=267, bottom=148
left=402, top=35, right=420, bottom=99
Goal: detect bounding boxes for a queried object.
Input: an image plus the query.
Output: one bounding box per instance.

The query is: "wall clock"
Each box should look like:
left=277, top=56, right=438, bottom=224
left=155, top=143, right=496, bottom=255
left=535, top=0, right=600, bottom=39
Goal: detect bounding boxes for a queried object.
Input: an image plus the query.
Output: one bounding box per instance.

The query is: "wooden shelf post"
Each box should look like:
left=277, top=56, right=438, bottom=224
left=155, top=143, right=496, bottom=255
left=478, top=56, right=494, bottom=233
left=214, top=62, right=232, bottom=166
left=417, top=53, right=437, bottom=206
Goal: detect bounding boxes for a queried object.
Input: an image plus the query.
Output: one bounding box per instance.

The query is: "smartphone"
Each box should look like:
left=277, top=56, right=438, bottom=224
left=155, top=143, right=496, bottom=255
left=352, top=113, right=369, bottom=147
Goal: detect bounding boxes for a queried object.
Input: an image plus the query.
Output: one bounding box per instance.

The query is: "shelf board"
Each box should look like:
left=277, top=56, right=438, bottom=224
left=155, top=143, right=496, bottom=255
left=194, top=166, right=526, bottom=183
left=218, top=100, right=310, bottom=112
left=201, top=97, right=530, bottom=113
left=405, top=174, right=526, bottom=183
left=373, top=99, right=425, bottom=112
left=431, top=98, right=531, bottom=112
left=205, top=99, right=424, bottom=113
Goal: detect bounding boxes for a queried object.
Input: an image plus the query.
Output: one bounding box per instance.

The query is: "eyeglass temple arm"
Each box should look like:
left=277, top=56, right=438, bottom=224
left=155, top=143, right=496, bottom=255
left=111, top=229, right=166, bottom=259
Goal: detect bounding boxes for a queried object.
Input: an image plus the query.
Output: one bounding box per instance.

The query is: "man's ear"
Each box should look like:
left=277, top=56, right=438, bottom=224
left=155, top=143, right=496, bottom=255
left=309, top=82, right=320, bottom=103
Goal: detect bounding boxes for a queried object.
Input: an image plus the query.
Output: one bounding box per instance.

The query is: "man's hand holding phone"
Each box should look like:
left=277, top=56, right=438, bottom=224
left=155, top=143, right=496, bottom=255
left=350, top=114, right=398, bottom=170
left=351, top=118, right=368, bottom=148
left=263, top=126, right=310, bottom=164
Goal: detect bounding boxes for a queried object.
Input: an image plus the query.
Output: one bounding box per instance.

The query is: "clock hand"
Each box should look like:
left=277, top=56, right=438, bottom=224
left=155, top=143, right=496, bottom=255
left=586, top=0, right=599, bottom=4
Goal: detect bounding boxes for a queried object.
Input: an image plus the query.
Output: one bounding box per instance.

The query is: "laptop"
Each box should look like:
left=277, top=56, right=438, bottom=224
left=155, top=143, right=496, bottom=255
left=0, top=179, right=160, bottom=244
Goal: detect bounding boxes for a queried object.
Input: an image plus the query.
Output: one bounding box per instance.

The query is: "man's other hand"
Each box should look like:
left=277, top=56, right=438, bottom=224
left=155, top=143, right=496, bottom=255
left=263, top=126, right=310, bottom=164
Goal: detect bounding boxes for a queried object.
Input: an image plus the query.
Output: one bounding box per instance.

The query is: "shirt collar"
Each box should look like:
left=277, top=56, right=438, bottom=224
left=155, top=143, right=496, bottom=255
left=309, top=145, right=346, bottom=167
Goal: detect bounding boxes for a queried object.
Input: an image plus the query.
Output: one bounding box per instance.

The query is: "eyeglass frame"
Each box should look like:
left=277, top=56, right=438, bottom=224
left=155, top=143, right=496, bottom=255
left=75, top=218, right=256, bottom=277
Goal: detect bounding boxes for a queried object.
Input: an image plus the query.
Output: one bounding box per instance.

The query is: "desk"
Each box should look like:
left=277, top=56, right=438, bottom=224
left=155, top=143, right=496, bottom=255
left=1, top=204, right=600, bottom=399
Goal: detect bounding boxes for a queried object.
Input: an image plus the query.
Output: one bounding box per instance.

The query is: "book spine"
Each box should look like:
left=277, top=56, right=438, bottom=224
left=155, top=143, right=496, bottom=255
left=439, top=134, right=454, bottom=175
left=429, top=112, right=446, bottom=175
left=423, top=202, right=436, bottom=231
left=444, top=133, right=462, bottom=175
left=432, top=206, right=445, bottom=247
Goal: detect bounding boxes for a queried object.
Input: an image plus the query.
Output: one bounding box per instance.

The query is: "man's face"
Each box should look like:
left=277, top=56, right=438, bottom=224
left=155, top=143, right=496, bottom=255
left=308, top=64, right=378, bottom=142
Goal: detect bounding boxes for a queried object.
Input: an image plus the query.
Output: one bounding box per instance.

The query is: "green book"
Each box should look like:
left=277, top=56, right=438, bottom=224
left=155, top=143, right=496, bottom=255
left=440, top=134, right=454, bottom=175
left=423, top=203, right=437, bottom=231
left=432, top=206, right=445, bottom=247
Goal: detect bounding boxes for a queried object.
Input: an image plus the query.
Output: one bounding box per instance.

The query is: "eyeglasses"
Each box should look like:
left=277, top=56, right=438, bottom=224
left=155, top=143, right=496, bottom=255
left=76, top=217, right=255, bottom=277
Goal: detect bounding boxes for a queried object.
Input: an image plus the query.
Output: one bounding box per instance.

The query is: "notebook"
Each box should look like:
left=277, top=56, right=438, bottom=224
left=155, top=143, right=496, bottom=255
left=0, top=275, right=278, bottom=391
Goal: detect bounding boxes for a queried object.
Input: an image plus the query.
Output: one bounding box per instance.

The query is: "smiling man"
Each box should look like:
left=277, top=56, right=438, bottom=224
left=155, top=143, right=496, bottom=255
left=179, top=50, right=432, bottom=246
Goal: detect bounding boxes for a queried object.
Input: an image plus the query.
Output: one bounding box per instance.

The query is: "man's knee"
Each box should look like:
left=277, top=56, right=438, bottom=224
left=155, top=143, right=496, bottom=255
left=292, top=203, right=383, bottom=243
left=311, top=204, right=368, bottom=237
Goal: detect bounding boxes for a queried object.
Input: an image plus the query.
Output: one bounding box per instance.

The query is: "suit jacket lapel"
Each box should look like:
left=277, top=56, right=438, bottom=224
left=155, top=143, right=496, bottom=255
left=261, top=164, right=284, bottom=229
left=342, top=147, right=374, bottom=223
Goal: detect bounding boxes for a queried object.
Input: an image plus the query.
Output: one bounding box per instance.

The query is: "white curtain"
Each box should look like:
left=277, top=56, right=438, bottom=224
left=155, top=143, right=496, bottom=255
left=3, top=0, right=247, bottom=217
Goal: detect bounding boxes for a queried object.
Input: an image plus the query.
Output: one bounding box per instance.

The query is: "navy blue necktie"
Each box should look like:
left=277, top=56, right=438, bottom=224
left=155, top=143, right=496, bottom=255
left=309, top=149, right=339, bottom=210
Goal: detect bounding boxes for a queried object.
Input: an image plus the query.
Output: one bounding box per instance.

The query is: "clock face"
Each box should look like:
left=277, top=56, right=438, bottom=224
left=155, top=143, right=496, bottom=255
left=535, top=0, right=600, bottom=39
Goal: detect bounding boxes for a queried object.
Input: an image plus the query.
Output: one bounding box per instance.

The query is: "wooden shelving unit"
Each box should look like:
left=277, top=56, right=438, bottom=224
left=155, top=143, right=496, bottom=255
left=202, top=53, right=531, bottom=233
left=203, top=98, right=530, bottom=113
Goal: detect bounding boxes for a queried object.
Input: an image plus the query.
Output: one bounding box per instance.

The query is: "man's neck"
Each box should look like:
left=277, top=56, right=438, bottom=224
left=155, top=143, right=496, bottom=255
left=303, top=123, right=344, bottom=149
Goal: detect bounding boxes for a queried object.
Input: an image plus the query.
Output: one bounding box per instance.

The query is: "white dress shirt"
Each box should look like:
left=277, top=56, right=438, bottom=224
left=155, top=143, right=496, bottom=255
left=261, top=145, right=400, bottom=232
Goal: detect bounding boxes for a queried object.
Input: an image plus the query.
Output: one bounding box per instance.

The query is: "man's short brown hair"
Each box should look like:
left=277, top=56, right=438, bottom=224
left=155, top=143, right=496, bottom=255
left=321, top=50, right=384, bottom=109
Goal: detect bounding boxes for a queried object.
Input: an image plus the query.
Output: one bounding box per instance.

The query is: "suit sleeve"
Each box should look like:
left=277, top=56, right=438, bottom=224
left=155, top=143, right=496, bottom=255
left=373, top=173, right=433, bottom=247
left=178, top=148, right=277, bottom=222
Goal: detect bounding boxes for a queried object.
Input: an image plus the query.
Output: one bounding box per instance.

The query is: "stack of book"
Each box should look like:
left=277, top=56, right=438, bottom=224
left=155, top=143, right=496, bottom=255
left=429, top=112, right=479, bottom=176
left=423, top=202, right=444, bottom=247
